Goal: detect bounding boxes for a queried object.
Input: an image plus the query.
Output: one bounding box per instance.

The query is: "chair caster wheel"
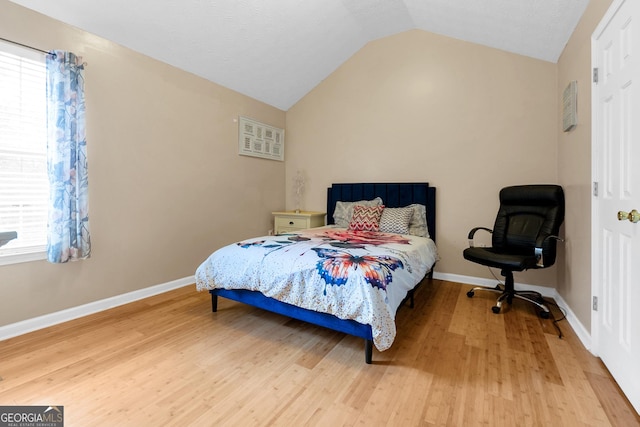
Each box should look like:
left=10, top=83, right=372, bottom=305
left=539, top=310, right=550, bottom=319
left=491, top=306, right=501, bottom=314
left=467, top=290, right=475, bottom=298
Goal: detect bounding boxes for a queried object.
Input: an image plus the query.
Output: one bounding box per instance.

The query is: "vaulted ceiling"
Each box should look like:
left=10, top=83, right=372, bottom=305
left=10, top=0, right=589, bottom=111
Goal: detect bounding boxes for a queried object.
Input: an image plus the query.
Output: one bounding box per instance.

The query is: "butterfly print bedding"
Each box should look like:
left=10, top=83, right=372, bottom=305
left=196, top=227, right=438, bottom=351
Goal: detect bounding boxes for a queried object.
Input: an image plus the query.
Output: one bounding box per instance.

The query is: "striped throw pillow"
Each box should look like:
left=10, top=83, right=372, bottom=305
left=348, top=205, right=385, bottom=231
left=333, top=197, right=383, bottom=228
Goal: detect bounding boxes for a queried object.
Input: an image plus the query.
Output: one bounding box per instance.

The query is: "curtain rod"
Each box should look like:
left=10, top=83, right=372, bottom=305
left=0, top=36, right=50, bottom=55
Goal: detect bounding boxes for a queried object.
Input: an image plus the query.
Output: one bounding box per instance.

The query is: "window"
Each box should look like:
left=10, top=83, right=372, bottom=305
left=0, top=43, right=47, bottom=264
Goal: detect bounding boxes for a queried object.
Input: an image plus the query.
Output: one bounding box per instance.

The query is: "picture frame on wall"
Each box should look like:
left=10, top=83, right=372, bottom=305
left=238, top=116, right=284, bottom=161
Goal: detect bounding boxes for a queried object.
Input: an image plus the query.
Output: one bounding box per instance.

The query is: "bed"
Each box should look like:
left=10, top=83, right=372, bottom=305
left=195, top=182, right=437, bottom=363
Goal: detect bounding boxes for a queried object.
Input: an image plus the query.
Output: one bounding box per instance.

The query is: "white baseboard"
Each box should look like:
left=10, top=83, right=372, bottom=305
left=550, top=291, right=592, bottom=350
left=432, top=272, right=592, bottom=350
left=0, top=276, right=195, bottom=342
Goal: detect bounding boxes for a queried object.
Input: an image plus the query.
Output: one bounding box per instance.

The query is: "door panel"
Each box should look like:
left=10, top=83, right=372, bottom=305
left=593, top=0, right=640, bottom=414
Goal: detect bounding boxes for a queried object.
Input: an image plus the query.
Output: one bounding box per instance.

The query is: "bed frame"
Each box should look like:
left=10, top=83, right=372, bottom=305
left=209, top=182, right=436, bottom=363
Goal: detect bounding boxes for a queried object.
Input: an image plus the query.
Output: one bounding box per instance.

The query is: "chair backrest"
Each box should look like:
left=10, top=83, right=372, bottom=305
left=492, top=185, right=565, bottom=266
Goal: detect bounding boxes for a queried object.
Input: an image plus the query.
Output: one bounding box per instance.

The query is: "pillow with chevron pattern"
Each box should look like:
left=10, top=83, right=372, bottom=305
left=379, top=207, right=414, bottom=234
left=348, top=205, right=385, bottom=231
left=333, top=197, right=383, bottom=228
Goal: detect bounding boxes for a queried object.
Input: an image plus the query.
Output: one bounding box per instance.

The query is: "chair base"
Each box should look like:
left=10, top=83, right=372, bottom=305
left=466, top=269, right=551, bottom=318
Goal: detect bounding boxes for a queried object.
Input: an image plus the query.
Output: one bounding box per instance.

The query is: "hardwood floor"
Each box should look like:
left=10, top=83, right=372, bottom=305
left=0, top=279, right=638, bottom=426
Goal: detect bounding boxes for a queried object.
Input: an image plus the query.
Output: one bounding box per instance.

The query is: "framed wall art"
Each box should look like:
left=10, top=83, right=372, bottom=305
left=238, top=116, right=284, bottom=161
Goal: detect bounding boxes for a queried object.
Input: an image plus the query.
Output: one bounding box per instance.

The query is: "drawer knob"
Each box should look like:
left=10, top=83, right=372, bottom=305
left=289, top=221, right=294, bottom=225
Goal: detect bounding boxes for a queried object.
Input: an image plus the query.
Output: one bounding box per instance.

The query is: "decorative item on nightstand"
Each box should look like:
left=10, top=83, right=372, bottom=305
left=292, top=169, right=305, bottom=213
left=272, top=211, right=325, bottom=234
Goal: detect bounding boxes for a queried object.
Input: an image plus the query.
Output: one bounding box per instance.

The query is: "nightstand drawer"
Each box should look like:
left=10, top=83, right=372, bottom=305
left=272, top=211, right=326, bottom=234
left=275, top=217, right=308, bottom=230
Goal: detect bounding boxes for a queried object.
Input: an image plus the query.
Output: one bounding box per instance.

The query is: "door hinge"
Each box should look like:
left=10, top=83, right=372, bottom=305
left=593, top=182, right=599, bottom=197
left=593, top=67, right=599, bottom=84
left=593, top=296, right=598, bottom=311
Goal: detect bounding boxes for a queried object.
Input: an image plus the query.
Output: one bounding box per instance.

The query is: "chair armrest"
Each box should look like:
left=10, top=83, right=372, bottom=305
left=534, top=234, right=564, bottom=267
left=468, top=227, right=492, bottom=247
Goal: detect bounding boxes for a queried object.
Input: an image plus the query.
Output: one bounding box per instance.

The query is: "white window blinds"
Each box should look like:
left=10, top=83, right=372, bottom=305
left=0, top=43, right=47, bottom=258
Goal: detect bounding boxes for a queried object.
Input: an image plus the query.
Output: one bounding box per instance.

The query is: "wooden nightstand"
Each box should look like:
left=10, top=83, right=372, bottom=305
left=272, top=211, right=326, bottom=234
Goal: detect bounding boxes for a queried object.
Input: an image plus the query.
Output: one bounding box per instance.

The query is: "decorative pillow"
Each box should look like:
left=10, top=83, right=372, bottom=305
left=379, top=207, right=414, bottom=234
left=407, top=204, right=430, bottom=237
left=333, top=197, right=383, bottom=228
left=348, top=205, right=385, bottom=231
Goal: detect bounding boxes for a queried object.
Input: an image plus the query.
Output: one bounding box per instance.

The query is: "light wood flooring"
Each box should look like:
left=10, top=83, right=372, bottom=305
left=0, top=279, right=638, bottom=426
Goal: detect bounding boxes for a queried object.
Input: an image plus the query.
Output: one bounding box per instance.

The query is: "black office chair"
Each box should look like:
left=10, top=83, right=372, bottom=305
left=463, top=185, right=565, bottom=318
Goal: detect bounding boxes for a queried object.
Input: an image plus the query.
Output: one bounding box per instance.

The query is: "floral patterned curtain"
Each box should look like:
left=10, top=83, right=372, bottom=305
left=46, top=50, right=90, bottom=263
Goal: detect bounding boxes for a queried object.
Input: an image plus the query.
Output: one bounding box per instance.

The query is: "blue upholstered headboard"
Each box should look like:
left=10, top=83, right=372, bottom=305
left=326, top=182, right=436, bottom=242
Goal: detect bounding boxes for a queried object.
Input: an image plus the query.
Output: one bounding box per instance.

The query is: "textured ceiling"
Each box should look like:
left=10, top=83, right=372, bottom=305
left=10, top=0, right=589, bottom=111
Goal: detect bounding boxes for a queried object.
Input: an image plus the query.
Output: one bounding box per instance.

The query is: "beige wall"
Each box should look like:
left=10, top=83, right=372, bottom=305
left=0, top=0, right=285, bottom=326
left=286, top=30, right=559, bottom=287
left=556, top=0, right=614, bottom=331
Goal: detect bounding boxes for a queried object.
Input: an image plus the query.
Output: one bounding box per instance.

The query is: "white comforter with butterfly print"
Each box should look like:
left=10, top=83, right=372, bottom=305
left=195, top=227, right=438, bottom=351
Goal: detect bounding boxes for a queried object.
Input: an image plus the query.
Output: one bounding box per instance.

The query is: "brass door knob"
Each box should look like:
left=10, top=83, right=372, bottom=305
left=618, top=209, right=640, bottom=223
